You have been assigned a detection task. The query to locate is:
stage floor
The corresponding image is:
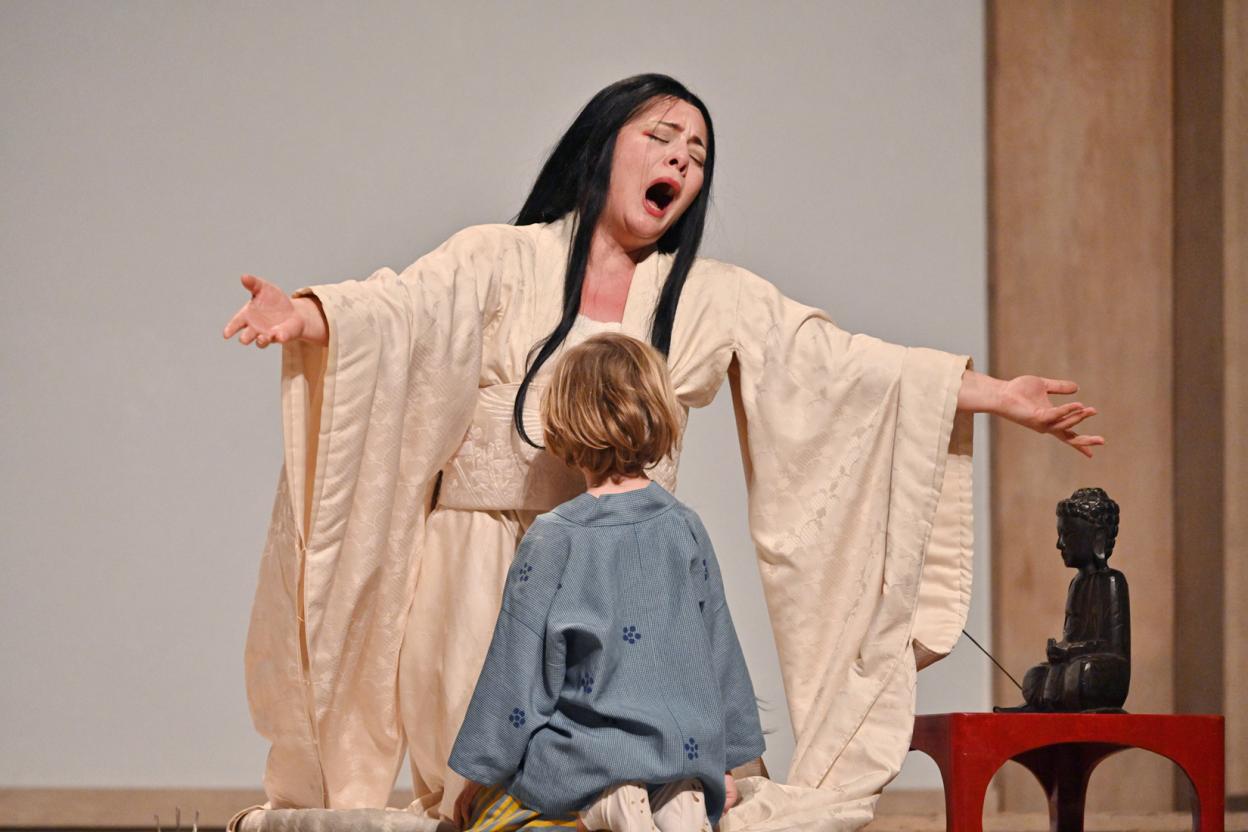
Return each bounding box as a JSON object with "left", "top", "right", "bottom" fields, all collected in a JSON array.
[{"left": 864, "top": 812, "right": 1248, "bottom": 832}]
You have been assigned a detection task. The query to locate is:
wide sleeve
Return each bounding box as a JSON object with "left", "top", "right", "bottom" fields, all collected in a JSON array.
[
  {"left": 707, "top": 601, "right": 767, "bottom": 770},
  {"left": 448, "top": 521, "right": 571, "bottom": 786},
  {"left": 683, "top": 510, "right": 767, "bottom": 771},
  {"left": 283, "top": 224, "right": 509, "bottom": 547},
  {"left": 726, "top": 266, "right": 973, "bottom": 794},
  {"left": 243, "top": 224, "right": 512, "bottom": 808}
]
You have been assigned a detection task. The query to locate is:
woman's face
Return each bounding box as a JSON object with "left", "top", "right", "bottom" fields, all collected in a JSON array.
[{"left": 601, "top": 97, "right": 708, "bottom": 253}]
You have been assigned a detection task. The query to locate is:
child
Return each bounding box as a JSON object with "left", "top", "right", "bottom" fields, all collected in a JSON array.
[{"left": 448, "top": 333, "right": 765, "bottom": 832}]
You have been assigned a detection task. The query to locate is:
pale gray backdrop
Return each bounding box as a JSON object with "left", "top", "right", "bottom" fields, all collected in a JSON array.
[{"left": 0, "top": 1, "right": 988, "bottom": 792}]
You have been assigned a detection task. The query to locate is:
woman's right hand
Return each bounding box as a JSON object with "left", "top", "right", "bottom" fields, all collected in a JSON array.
[
  {"left": 453, "top": 780, "right": 485, "bottom": 830},
  {"left": 223, "top": 274, "right": 307, "bottom": 348}
]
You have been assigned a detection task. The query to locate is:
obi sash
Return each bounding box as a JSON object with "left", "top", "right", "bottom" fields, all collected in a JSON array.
[{"left": 437, "top": 381, "right": 682, "bottom": 512}]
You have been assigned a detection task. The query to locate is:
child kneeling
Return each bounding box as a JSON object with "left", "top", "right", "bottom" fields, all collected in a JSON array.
[{"left": 448, "top": 333, "right": 765, "bottom": 832}]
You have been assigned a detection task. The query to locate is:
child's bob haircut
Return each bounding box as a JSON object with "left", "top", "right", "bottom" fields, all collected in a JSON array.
[{"left": 541, "top": 333, "right": 683, "bottom": 484}]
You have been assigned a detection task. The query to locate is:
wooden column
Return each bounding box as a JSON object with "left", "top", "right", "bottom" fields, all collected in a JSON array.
[
  {"left": 988, "top": 1, "right": 1174, "bottom": 812},
  {"left": 1222, "top": 0, "right": 1248, "bottom": 808},
  {"left": 1172, "top": 0, "right": 1225, "bottom": 809},
  {"left": 990, "top": 0, "right": 1248, "bottom": 811}
]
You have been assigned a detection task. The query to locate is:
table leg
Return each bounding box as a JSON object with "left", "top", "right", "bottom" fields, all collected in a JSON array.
[
  {"left": 1165, "top": 739, "right": 1226, "bottom": 832},
  {"left": 1012, "top": 744, "right": 1122, "bottom": 832}
]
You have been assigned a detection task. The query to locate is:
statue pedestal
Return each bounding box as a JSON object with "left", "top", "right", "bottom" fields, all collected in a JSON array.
[{"left": 908, "top": 712, "right": 1225, "bottom": 832}]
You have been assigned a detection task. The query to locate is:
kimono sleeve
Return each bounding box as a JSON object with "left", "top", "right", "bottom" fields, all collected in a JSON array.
[
  {"left": 727, "top": 266, "right": 973, "bottom": 789},
  {"left": 284, "top": 223, "right": 509, "bottom": 533},
  {"left": 244, "top": 224, "right": 513, "bottom": 807},
  {"left": 447, "top": 520, "right": 571, "bottom": 786},
  {"left": 682, "top": 509, "right": 767, "bottom": 770},
  {"left": 706, "top": 600, "right": 767, "bottom": 770}
]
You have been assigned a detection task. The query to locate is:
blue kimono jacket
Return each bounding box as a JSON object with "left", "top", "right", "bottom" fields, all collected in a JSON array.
[{"left": 447, "top": 481, "right": 765, "bottom": 825}]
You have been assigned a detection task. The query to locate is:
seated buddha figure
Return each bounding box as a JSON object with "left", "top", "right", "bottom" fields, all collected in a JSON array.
[{"left": 1005, "top": 487, "right": 1130, "bottom": 713}]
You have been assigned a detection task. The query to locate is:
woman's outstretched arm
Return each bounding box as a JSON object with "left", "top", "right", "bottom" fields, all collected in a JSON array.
[
  {"left": 222, "top": 274, "right": 329, "bottom": 347},
  {"left": 957, "top": 368, "right": 1105, "bottom": 458}
]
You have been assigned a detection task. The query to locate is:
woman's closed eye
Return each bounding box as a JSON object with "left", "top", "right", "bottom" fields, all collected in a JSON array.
[{"left": 648, "top": 132, "right": 705, "bottom": 166}]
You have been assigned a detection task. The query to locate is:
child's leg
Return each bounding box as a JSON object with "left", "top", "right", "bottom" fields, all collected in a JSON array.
[
  {"left": 648, "top": 779, "right": 712, "bottom": 832},
  {"left": 579, "top": 782, "right": 658, "bottom": 832}
]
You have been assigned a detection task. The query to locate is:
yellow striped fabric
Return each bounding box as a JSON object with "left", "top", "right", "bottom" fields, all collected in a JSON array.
[{"left": 465, "top": 784, "right": 580, "bottom": 831}]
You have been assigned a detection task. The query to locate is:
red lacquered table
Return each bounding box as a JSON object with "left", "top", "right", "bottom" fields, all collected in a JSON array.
[{"left": 908, "top": 713, "right": 1225, "bottom": 832}]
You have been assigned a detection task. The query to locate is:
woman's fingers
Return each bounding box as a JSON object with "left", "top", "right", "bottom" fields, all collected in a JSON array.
[
  {"left": 1004, "top": 375, "right": 1103, "bottom": 457},
  {"left": 1050, "top": 412, "right": 1084, "bottom": 433},
  {"left": 271, "top": 317, "right": 301, "bottom": 343},
  {"left": 453, "top": 782, "right": 478, "bottom": 829},
  {"left": 1051, "top": 406, "right": 1097, "bottom": 433},
  {"left": 453, "top": 790, "right": 472, "bottom": 829},
  {"left": 1058, "top": 430, "right": 1093, "bottom": 458},
  {"left": 225, "top": 275, "right": 263, "bottom": 340},
  {"left": 1057, "top": 430, "right": 1105, "bottom": 458},
  {"left": 1044, "top": 377, "right": 1079, "bottom": 395},
  {"left": 223, "top": 309, "right": 248, "bottom": 340},
  {"left": 232, "top": 321, "right": 290, "bottom": 348},
  {"left": 1039, "top": 401, "right": 1083, "bottom": 423},
  {"left": 1031, "top": 401, "right": 1082, "bottom": 430}
]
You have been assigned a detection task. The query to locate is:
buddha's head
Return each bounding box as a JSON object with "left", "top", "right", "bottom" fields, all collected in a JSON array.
[{"left": 1056, "top": 487, "right": 1119, "bottom": 569}]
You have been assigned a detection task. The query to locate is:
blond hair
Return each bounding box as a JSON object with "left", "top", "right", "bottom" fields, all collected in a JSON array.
[{"left": 541, "top": 333, "right": 683, "bottom": 484}]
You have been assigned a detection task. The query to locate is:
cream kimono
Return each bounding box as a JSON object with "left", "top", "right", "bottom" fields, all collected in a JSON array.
[{"left": 243, "top": 216, "right": 973, "bottom": 831}]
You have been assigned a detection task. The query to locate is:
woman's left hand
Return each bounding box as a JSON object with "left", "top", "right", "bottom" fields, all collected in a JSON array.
[
  {"left": 996, "top": 375, "right": 1105, "bottom": 458},
  {"left": 724, "top": 773, "right": 740, "bottom": 813}
]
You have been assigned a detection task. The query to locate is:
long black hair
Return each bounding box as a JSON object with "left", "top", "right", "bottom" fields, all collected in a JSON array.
[{"left": 511, "top": 73, "right": 716, "bottom": 448}]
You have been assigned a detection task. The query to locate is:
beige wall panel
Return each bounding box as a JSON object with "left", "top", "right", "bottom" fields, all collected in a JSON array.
[
  {"left": 1224, "top": 0, "right": 1248, "bottom": 800},
  {"left": 989, "top": 1, "right": 1174, "bottom": 811}
]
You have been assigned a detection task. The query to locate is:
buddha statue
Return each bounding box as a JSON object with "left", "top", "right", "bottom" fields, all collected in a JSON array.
[{"left": 997, "top": 487, "right": 1130, "bottom": 713}]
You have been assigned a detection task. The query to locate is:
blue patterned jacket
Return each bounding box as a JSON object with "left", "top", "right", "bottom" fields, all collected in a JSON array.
[{"left": 447, "top": 481, "right": 765, "bottom": 825}]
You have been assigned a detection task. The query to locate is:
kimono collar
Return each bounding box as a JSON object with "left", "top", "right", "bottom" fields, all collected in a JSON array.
[
  {"left": 552, "top": 480, "right": 677, "bottom": 527},
  {"left": 544, "top": 213, "right": 673, "bottom": 337}
]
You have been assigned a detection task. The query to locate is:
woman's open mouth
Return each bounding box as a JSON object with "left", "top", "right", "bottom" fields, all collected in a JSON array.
[{"left": 643, "top": 178, "right": 681, "bottom": 217}]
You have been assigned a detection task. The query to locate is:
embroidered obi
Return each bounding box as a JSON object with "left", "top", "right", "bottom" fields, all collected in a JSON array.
[{"left": 436, "top": 316, "right": 683, "bottom": 512}]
